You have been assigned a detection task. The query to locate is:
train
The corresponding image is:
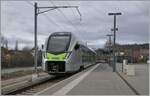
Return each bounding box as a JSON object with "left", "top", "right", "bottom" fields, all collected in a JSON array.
[{"left": 42, "top": 32, "right": 96, "bottom": 75}]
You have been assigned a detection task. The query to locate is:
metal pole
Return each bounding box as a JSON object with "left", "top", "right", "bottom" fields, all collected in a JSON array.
[
  {"left": 34, "top": 2, "right": 38, "bottom": 74},
  {"left": 113, "top": 15, "right": 116, "bottom": 72},
  {"left": 109, "top": 35, "right": 112, "bottom": 66},
  {"left": 122, "top": 59, "right": 123, "bottom": 72},
  {"left": 108, "top": 12, "right": 121, "bottom": 72}
]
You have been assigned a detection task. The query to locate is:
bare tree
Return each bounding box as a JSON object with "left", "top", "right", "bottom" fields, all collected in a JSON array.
[{"left": 1, "top": 35, "right": 8, "bottom": 49}]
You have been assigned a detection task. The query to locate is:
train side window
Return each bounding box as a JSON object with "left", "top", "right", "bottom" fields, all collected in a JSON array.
[{"left": 74, "top": 44, "right": 80, "bottom": 50}]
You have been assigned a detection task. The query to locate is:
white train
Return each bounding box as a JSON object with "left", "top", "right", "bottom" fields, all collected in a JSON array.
[{"left": 42, "top": 32, "right": 96, "bottom": 75}]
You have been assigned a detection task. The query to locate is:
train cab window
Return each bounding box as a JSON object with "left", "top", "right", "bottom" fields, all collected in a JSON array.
[{"left": 47, "top": 35, "right": 70, "bottom": 53}]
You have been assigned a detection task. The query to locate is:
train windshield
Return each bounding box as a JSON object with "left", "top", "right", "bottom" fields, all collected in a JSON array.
[{"left": 47, "top": 35, "right": 70, "bottom": 53}]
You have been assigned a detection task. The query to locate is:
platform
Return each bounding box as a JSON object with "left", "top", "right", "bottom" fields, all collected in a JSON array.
[
  {"left": 36, "top": 63, "right": 136, "bottom": 95},
  {"left": 116, "top": 63, "right": 149, "bottom": 95}
]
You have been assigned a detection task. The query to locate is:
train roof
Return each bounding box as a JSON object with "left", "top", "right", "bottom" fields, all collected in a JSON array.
[
  {"left": 88, "top": 47, "right": 97, "bottom": 54},
  {"left": 80, "top": 44, "right": 96, "bottom": 54},
  {"left": 50, "top": 32, "right": 72, "bottom": 36},
  {"left": 77, "top": 40, "right": 96, "bottom": 54},
  {"left": 47, "top": 32, "right": 96, "bottom": 54}
]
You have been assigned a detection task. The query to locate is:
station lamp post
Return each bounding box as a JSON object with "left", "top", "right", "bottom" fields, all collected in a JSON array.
[{"left": 108, "top": 12, "right": 122, "bottom": 72}]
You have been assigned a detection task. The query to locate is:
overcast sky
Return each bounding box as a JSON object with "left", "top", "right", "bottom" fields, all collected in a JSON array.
[{"left": 1, "top": 1, "right": 150, "bottom": 50}]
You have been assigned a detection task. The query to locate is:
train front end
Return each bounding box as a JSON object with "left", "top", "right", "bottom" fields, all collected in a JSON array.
[{"left": 42, "top": 32, "right": 71, "bottom": 75}]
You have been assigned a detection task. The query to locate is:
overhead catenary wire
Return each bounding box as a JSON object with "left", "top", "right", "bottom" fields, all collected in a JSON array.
[
  {"left": 63, "top": 1, "right": 105, "bottom": 42},
  {"left": 25, "top": 1, "right": 34, "bottom": 6},
  {"left": 57, "top": 8, "right": 80, "bottom": 32},
  {"left": 24, "top": 1, "right": 66, "bottom": 31},
  {"left": 42, "top": 14, "right": 65, "bottom": 31},
  {"left": 64, "top": 1, "right": 90, "bottom": 34},
  {"left": 49, "top": 0, "right": 81, "bottom": 32},
  {"left": 65, "top": 1, "right": 82, "bottom": 21},
  {"left": 65, "top": 1, "right": 77, "bottom": 18},
  {"left": 25, "top": 1, "right": 82, "bottom": 32}
]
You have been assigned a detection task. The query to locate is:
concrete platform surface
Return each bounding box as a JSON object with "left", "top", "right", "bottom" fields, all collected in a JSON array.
[
  {"left": 116, "top": 63, "right": 149, "bottom": 95},
  {"left": 37, "top": 63, "right": 135, "bottom": 95}
]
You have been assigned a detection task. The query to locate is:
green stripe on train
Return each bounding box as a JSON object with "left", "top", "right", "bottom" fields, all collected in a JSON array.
[{"left": 46, "top": 53, "right": 67, "bottom": 61}]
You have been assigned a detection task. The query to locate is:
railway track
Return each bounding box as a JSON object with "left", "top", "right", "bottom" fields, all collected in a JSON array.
[
  {"left": 5, "top": 64, "right": 95, "bottom": 95},
  {"left": 7, "top": 75, "right": 71, "bottom": 95}
]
